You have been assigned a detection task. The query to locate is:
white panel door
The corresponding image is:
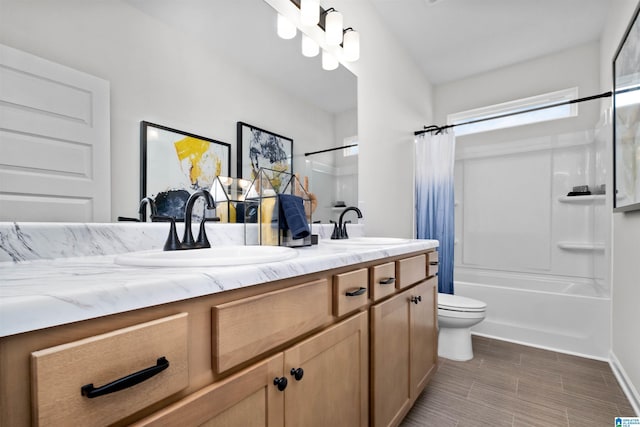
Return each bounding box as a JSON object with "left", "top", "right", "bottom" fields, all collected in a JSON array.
[{"left": 0, "top": 43, "right": 110, "bottom": 222}]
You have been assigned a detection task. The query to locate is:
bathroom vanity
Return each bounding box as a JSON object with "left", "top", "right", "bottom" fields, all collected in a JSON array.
[{"left": 0, "top": 223, "right": 438, "bottom": 427}]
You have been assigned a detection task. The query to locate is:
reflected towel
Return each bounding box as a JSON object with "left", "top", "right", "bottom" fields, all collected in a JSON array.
[{"left": 278, "top": 194, "right": 310, "bottom": 239}]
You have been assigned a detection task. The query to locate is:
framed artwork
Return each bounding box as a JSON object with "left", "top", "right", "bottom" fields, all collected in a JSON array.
[
  {"left": 141, "top": 121, "right": 230, "bottom": 220},
  {"left": 237, "top": 122, "right": 293, "bottom": 184},
  {"left": 613, "top": 2, "right": 640, "bottom": 212}
]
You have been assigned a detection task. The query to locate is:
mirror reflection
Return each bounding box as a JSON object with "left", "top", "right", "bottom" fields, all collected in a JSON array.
[
  {"left": 128, "top": 0, "right": 359, "bottom": 224},
  {"left": 0, "top": 0, "right": 357, "bottom": 223}
]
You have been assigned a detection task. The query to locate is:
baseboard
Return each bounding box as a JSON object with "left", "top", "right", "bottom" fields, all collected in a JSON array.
[
  {"left": 471, "top": 332, "right": 609, "bottom": 362},
  {"left": 609, "top": 351, "right": 640, "bottom": 416}
]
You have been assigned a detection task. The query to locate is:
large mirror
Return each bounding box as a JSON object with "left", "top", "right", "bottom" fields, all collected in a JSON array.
[
  {"left": 0, "top": 0, "right": 357, "bottom": 223},
  {"left": 128, "top": 0, "right": 358, "bottom": 223},
  {"left": 613, "top": 2, "right": 640, "bottom": 212}
]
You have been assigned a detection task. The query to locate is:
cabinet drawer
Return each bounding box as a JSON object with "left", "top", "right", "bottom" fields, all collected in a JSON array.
[
  {"left": 370, "top": 262, "right": 396, "bottom": 302},
  {"left": 213, "top": 279, "right": 332, "bottom": 372},
  {"left": 426, "top": 251, "right": 439, "bottom": 277},
  {"left": 334, "top": 268, "right": 369, "bottom": 317},
  {"left": 31, "top": 313, "right": 189, "bottom": 427},
  {"left": 396, "top": 254, "right": 427, "bottom": 289},
  {"left": 132, "top": 354, "right": 284, "bottom": 427}
]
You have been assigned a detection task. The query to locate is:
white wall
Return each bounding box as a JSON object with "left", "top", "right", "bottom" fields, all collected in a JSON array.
[
  {"left": 600, "top": 0, "right": 640, "bottom": 413},
  {"left": 0, "top": 0, "right": 336, "bottom": 221},
  {"left": 336, "top": 1, "right": 434, "bottom": 238}
]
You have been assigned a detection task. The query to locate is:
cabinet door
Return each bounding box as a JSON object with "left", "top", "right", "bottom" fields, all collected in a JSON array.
[
  {"left": 371, "top": 291, "right": 411, "bottom": 427},
  {"left": 409, "top": 277, "right": 437, "bottom": 399},
  {"left": 132, "top": 354, "right": 284, "bottom": 427},
  {"left": 283, "top": 311, "right": 368, "bottom": 427}
]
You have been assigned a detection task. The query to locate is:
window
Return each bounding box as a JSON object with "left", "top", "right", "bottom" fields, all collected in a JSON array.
[
  {"left": 343, "top": 135, "right": 358, "bottom": 157},
  {"left": 448, "top": 87, "right": 579, "bottom": 136}
]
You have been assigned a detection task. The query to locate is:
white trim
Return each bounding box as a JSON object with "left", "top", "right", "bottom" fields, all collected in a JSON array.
[
  {"left": 472, "top": 332, "right": 610, "bottom": 361},
  {"left": 449, "top": 87, "right": 579, "bottom": 136},
  {"left": 610, "top": 351, "right": 640, "bottom": 416}
]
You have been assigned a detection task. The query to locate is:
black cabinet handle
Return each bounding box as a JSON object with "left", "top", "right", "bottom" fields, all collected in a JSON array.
[
  {"left": 345, "top": 287, "right": 367, "bottom": 297},
  {"left": 273, "top": 376, "right": 288, "bottom": 391},
  {"left": 81, "top": 357, "right": 169, "bottom": 398},
  {"left": 290, "top": 367, "right": 304, "bottom": 381},
  {"left": 379, "top": 277, "right": 395, "bottom": 285},
  {"left": 410, "top": 295, "right": 422, "bottom": 304}
]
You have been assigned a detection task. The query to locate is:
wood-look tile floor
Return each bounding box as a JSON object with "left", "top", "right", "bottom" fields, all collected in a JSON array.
[{"left": 401, "top": 336, "right": 636, "bottom": 427}]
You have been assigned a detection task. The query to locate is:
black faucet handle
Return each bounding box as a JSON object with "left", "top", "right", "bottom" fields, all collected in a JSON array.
[
  {"left": 330, "top": 221, "right": 341, "bottom": 239},
  {"left": 161, "top": 217, "right": 182, "bottom": 251},
  {"left": 195, "top": 217, "right": 211, "bottom": 248},
  {"left": 117, "top": 216, "right": 140, "bottom": 222}
]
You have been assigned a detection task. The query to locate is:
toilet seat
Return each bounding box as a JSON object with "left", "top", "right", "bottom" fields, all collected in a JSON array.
[{"left": 438, "top": 293, "right": 486, "bottom": 313}]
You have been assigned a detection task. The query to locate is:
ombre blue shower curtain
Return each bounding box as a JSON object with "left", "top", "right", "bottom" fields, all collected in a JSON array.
[{"left": 415, "top": 130, "right": 455, "bottom": 294}]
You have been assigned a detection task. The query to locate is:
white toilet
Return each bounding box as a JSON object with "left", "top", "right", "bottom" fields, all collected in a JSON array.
[{"left": 437, "top": 293, "right": 487, "bottom": 361}]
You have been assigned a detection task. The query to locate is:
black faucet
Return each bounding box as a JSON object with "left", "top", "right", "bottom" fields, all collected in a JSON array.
[
  {"left": 160, "top": 189, "right": 215, "bottom": 251},
  {"left": 182, "top": 189, "right": 216, "bottom": 249},
  {"left": 138, "top": 197, "right": 157, "bottom": 222},
  {"left": 331, "top": 206, "right": 362, "bottom": 239}
]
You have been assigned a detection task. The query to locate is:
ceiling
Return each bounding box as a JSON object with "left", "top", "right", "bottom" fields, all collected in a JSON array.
[{"left": 370, "top": 0, "right": 613, "bottom": 84}]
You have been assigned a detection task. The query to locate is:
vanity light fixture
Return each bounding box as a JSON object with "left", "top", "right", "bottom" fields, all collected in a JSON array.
[
  {"left": 324, "top": 8, "right": 343, "bottom": 46},
  {"left": 277, "top": 13, "right": 297, "bottom": 39},
  {"left": 275, "top": 0, "right": 360, "bottom": 69},
  {"left": 322, "top": 50, "right": 339, "bottom": 70},
  {"left": 300, "top": 0, "right": 320, "bottom": 26},
  {"left": 343, "top": 28, "right": 360, "bottom": 61},
  {"left": 302, "top": 33, "right": 320, "bottom": 57}
]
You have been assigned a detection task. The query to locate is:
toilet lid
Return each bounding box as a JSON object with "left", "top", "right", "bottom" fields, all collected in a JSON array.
[{"left": 438, "top": 293, "right": 486, "bottom": 312}]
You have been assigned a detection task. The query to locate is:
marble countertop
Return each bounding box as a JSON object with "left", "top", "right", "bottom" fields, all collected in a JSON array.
[{"left": 0, "top": 226, "right": 438, "bottom": 337}]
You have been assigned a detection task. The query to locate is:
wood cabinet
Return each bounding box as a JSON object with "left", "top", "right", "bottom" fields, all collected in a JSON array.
[
  {"left": 134, "top": 312, "right": 368, "bottom": 427},
  {"left": 284, "top": 311, "right": 368, "bottom": 427},
  {"left": 0, "top": 248, "right": 437, "bottom": 427},
  {"left": 213, "top": 279, "right": 332, "bottom": 372},
  {"left": 131, "top": 354, "right": 284, "bottom": 427},
  {"left": 371, "top": 277, "right": 438, "bottom": 427},
  {"left": 31, "top": 313, "right": 189, "bottom": 427}
]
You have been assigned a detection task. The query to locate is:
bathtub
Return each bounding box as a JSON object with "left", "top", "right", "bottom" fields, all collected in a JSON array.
[{"left": 454, "top": 268, "right": 611, "bottom": 360}]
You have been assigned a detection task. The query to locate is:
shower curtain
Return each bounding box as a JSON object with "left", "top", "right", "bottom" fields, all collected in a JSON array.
[{"left": 415, "top": 130, "right": 456, "bottom": 294}]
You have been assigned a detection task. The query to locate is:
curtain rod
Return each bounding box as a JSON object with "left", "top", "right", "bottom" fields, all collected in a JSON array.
[
  {"left": 414, "top": 90, "right": 613, "bottom": 136},
  {"left": 304, "top": 144, "right": 358, "bottom": 157}
]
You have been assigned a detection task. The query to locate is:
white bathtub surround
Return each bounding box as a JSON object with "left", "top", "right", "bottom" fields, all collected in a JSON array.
[
  {"left": 0, "top": 222, "right": 427, "bottom": 337},
  {"left": 455, "top": 268, "right": 610, "bottom": 359},
  {"left": 453, "top": 128, "right": 611, "bottom": 360}
]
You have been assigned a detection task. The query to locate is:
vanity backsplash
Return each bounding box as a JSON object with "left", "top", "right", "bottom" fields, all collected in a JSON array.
[{"left": 0, "top": 222, "right": 363, "bottom": 262}]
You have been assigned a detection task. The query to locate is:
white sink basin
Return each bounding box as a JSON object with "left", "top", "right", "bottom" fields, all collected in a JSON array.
[
  {"left": 322, "top": 237, "right": 411, "bottom": 246},
  {"left": 114, "top": 245, "right": 298, "bottom": 267}
]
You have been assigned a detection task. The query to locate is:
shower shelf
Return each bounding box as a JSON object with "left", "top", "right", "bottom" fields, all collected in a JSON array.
[
  {"left": 557, "top": 241, "right": 605, "bottom": 251},
  {"left": 558, "top": 195, "right": 606, "bottom": 203}
]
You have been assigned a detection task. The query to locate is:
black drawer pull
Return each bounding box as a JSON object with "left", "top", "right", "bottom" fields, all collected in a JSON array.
[
  {"left": 345, "top": 287, "right": 367, "bottom": 297},
  {"left": 81, "top": 357, "right": 169, "bottom": 398},
  {"left": 379, "top": 277, "right": 395, "bottom": 285}
]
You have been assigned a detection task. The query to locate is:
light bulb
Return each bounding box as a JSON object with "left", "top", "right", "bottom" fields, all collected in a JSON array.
[
  {"left": 343, "top": 29, "right": 360, "bottom": 61},
  {"left": 301, "top": 0, "right": 319, "bottom": 26},
  {"left": 302, "top": 34, "right": 319, "bottom": 57},
  {"left": 277, "top": 14, "right": 296, "bottom": 39},
  {"left": 325, "top": 10, "right": 343, "bottom": 46},
  {"left": 322, "top": 50, "right": 338, "bottom": 70}
]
